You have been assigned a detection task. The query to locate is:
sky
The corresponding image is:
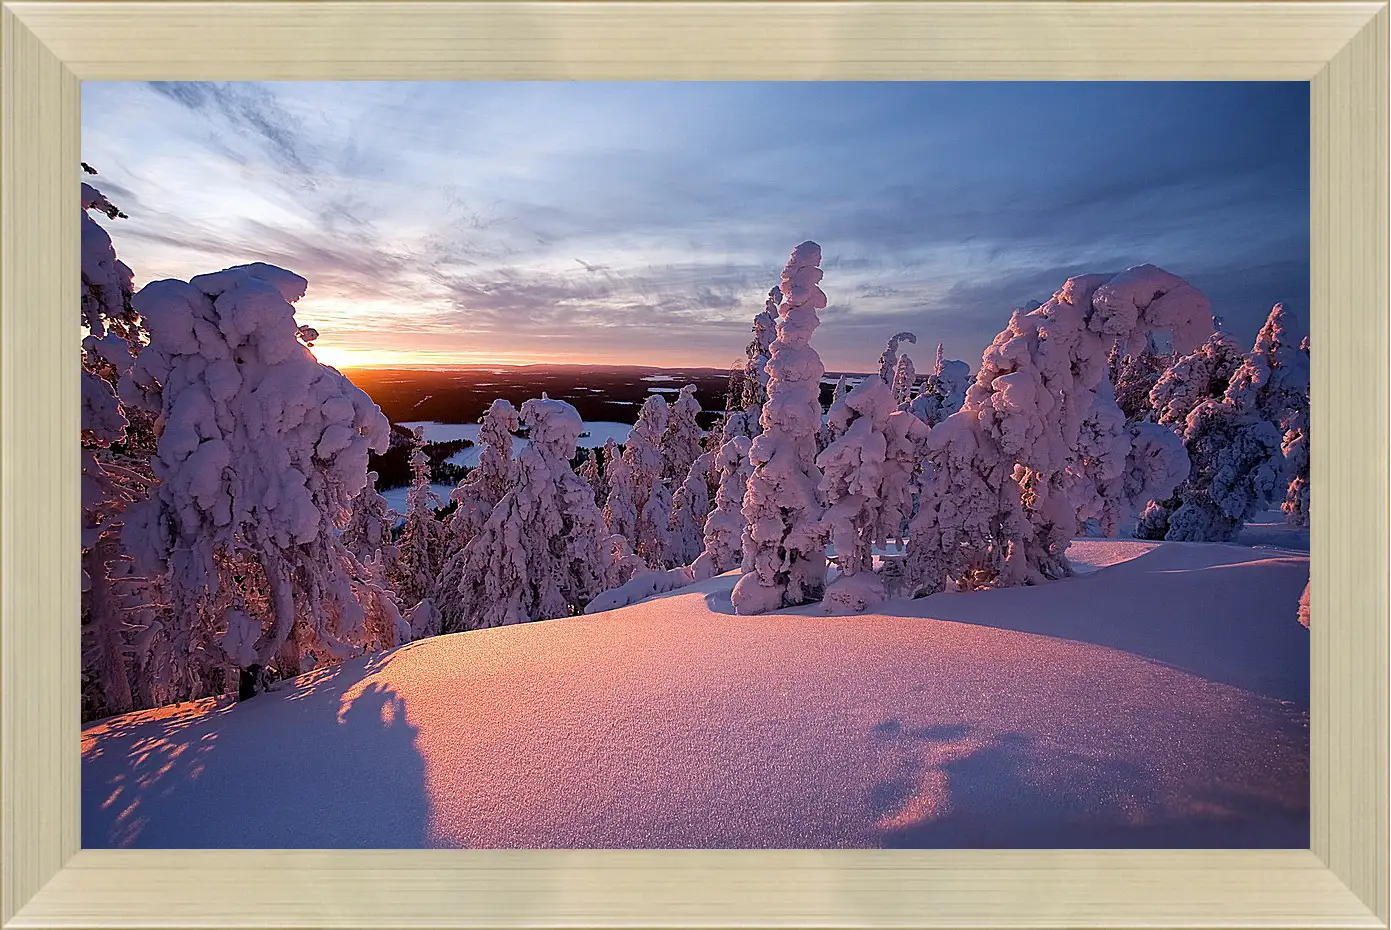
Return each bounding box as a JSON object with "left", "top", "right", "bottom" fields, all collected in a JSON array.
[{"left": 81, "top": 81, "right": 1309, "bottom": 372}]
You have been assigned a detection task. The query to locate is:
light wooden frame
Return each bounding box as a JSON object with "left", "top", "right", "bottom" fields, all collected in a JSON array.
[{"left": 2, "top": 1, "right": 1386, "bottom": 926}]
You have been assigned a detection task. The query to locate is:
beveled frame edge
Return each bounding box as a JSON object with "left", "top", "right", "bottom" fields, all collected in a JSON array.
[{"left": 1, "top": 2, "right": 1386, "bottom": 927}]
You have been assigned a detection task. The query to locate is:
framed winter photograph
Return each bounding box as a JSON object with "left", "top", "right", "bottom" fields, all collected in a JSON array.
[{"left": 2, "top": 1, "right": 1387, "bottom": 928}]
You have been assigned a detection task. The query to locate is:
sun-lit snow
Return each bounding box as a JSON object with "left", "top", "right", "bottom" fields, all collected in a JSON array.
[{"left": 82, "top": 537, "right": 1308, "bottom": 849}]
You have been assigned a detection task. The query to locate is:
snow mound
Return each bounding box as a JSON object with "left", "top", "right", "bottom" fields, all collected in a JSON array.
[{"left": 83, "top": 540, "right": 1307, "bottom": 849}]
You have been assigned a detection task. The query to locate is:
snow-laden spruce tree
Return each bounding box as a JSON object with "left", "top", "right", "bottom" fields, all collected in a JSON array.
[
  {"left": 668, "top": 451, "right": 713, "bottom": 567},
  {"left": 1108, "top": 339, "right": 1172, "bottom": 423},
  {"left": 452, "top": 395, "right": 607, "bottom": 627},
  {"left": 1138, "top": 305, "right": 1308, "bottom": 542},
  {"left": 691, "top": 434, "right": 754, "bottom": 579},
  {"left": 387, "top": 430, "right": 446, "bottom": 609},
  {"left": 731, "top": 241, "right": 829, "bottom": 614},
  {"left": 1226, "top": 303, "right": 1310, "bottom": 428},
  {"left": 816, "top": 375, "right": 897, "bottom": 614},
  {"left": 435, "top": 399, "right": 518, "bottom": 631},
  {"left": 878, "top": 331, "right": 917, "bottom": 384},
  {"left": 579, "top": 443, "right": 605, "bottom": 503},
  {"left": 908, "top": 344, "right": 971, "bottom": 426},
  {"left": 80, "top": 175, "right": 150, "bottom": 716},
  {"left": 121, "top": 263, "right": 393, "bottom": 679},
  {"left": 342, "top": 471, "right": 396, "bottom": 564},
  {"left": 1148, "top": 330, "right": 1245, "bottom": 426},
  {"left": 622, "top": 393, "right": 671, "bottom": 560},
  {"left": 1135, "top": 400, "right": 1284, "bottom": 541},
  {"left": 637, "top": 475, "right": 674, "bottom": 568},
  {"left": 907, "top": 265, "right": 1212, "bottom": 595},
  {"left": 661, "top": 384, "right": 705, "bottom": 483},
  {"left": 741, "top": 286, "right": 782, "bottom": 408},
  {"left": 1297, "top": 580, "right": 1310, "bottom": 629},
  {"left": 602, "top": 445, "right": 640, "bottom": 541},
  {"left": 891, "top": 354, "right": 917, "bottom": 409}
]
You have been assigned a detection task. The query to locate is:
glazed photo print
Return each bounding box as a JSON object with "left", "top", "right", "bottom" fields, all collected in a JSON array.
[{"left": 80, "top": 81, "right": 1310, "bottom": 848}]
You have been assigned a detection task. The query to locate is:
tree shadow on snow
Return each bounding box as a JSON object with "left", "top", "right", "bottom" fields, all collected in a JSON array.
[
  {"left": 82, "top": 652, "right": 430, "bottom": 848},
  {"left": 877, "top": 545, "right": 1311, "bottom": 705},
  {"left": 864, "top": 720, "right": 1308, "bottom": 849}
]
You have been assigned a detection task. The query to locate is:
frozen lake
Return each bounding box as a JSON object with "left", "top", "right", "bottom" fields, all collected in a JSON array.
[{"left": 399, "top": 419, "right": 632, "bottom": 468}]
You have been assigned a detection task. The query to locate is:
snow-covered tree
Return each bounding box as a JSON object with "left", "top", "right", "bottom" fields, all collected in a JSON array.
[
  {"left": 691, "top": 434, "right": 754, "bottom": 579},
  {"left": 637, "top": 475, "right": 674, "bottom": 568},
  {"left": 602, "top": 446, "right": 640, "bottom": 541},
  {"left": 1148, "top": 331, "right": 1245, "bottom": 427},
  {"left": 386, "top": 430, "right": 446, "bottom": 609},
  {"left": 661, "top": 384, "right": 705, "bottom": 483},
  {"left": 121, "top": 263, "right": 393, "bottom": 679},
  {"left": 1297, "top": 580, "right": 1310, "bottom": 629},
  {"left": 452, "top": 396, "right": 607, "bottom": 628},
  {"left": 816, "top": 376, "right": 896, "bottom": 613},
  {"left": 908, "top": 344, "right": 971, "bottom": 426},
  {"left": 907, "top": 265, "right": 1212, "bottom": 595},
  {"left": 579, "top": 443, "right": 605, "bottom": 503},
  {"left": 891, "top": 354, "right": 917, "bottom": 409},
  {"left": 342, "top": 471, "right": 396, "bottom": 564},
  {"left": 1139, "top": 306, "right": 1308, "bottom": 542},
  {"left": 877, "top": 331, "right": 916, "bottom": 385},
  {"left": 1135, "top": 400, "right": 1284, "bottom": 542},
  {"left": 1108, "top": 339, "right": 1172, "bottom": 423},
  {"left": 668, "top": 452, "right": 713, "bottom": 567},
  {"left": 741, "top": 286, "right": 781, "bottom": 408},
  {"left": 1226, "top": 304, "right": 1310, "bottom": 429},
  {"left": 731, "top": 241, "right": 829, "bottom": 615}
]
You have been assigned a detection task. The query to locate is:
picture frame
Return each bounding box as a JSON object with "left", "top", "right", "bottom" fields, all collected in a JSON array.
[{"left": 2, "top": 1, "right": 1386, "bottom": 926}]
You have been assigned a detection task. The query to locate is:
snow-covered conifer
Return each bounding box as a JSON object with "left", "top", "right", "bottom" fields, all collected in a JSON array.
[
  {"left": 891, "top": 354, "right": 917, "bottom": 408},
  {"left": 121, "top": 263, "right": 392, "bottom": 678},
  {"left": 908, "top": 265, "right": 1212, "bottom": 594},
  {"left": 1226, "top": 304, "right": 1310, "bottom": 428},
  {"left": 452, "top": 396, "right": 607, "bottom": 628},
  {"left": 1148, "top": 331, "right": 1245, "bottom": 426},
  {"left": 386, "top": 430, "right": 446, "bottom": 609},
  {"left": 1297, "top": 580, "right": 1310, "bottom": 629},
  {"left": 342, "top": 471, "right": 395, "bottom": 564},
  {"left": 877, "top": 331, "right": 916, "bottom": 384},
  {"left": 1109, "top": 340, "right": 1172, "bottom": 423},
  {"left": 602, "top": 447, "right": 640, "bottom": 541},
  {"left": 661, "top": 384, "right": 705, "bottom": 483},
  {"left": 1136, "top": 400, "right": 1284, "bottom": 542},
  {"left": 668, "top": 452, "right": 713, "bottom": 567},
  {"left": 691, "top": 435, "right": 754, "bottom": 579},
  {"left": 731, "top": 241, "right": 829, "bottom": 614},
  {"left": 741, "top": 286, "right": 781, "bottom": 408},
  {"left": 816, "top": 376, "right": 896, "bottom": 613}
]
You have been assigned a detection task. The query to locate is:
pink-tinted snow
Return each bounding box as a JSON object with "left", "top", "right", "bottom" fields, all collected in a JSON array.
[{"left": 82, "top": 540, "right": 1307, "bottom": 849}]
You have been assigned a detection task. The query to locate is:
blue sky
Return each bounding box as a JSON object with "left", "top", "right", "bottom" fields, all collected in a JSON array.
[{"left": 81, "top": 81, "right": 1309, "bottom": 371}]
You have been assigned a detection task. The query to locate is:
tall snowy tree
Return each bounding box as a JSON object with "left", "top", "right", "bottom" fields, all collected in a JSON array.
[
  {"left": 661, "top": 384, "right": 705, "bottom": 484},
  {"left": 907, "top": 265, "right": 1211, "bottom": 595},
  {"left": 731, "top": 241, "right": 829, "bottom": 615},
  {"left": 877, "top": 331, "right": 917, "bottom": 385},
  {"left": 816, "top": 376, "right": 897, "bottom": 613},
  {"left": 121, "top": 263, "right": 394, "bottom": 680},
  {"left": 624, "top": 394, "right": 671, "bottom": 562},
  {"left": 890, "top": 353, "right": 917, "bottom": 409},
  {"left": 602, "top": 446, "right": 640, "bottom": 542},
  {"left": 341, "top": 471, "right": 396, "bottom": 564},
  {"left": 741, "top": 286, "right": 781, "bottom": 409},
  {"left": 691, "top": 434, "right": 754, "bottom": 579},
  {"left": 451, "top": 395, "right": 608, "bottom": 627},
  {"left": 668, "top": 452, "right": 713, "bottom": 567},
  {"left": 386, "top": 430, "right": 446, "bottom": 609}
]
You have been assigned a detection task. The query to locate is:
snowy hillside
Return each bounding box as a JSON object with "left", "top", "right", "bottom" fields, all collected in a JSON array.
[{"left": 83, "top": 538, "right": 1308, "bottom": 849}]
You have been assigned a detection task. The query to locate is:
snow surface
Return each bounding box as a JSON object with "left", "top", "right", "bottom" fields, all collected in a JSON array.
[
  {"left": 399, "top": 420, "right": 631, "bottom": 468},
  {"left": 84, "top": 539, "right": 1308, "bottom": 849}
]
